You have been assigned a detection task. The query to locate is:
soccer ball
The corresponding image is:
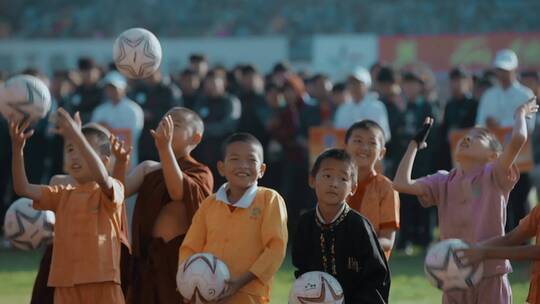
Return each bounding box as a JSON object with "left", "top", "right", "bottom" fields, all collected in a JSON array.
[
  {"left": 0, "top": 75, "right": 51, "bottom": 123},
  {"left": 176, "top": 253, "right": 230, "bottom": 303},
  {"left": 3, "top": 197, "right": 55, "bottom": 250},
  {"left": 424, "top": 239, "right": 483, "bottom": 291},
  {"left": 112, "top": 27, "right": 162, "bottom": 79},
  {"left": 289, "top": 271, "right": 344, "bottom": 304}
]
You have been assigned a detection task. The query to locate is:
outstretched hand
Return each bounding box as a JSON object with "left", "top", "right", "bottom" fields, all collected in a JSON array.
[
  {"left": 8, "top": 118, "right": 34, "bottom": 151},
  {"left": 514, "top": 96, "right": 538, "bottom": 120},
  {"left": 53, "top": 108, "right": 82, "bottom": 139},
  {"left": 150, "top": 114, "right": 174, "bottom": 151},
  {"left": 111, "top": 135, "right": 132, "bottom": 163},
  {"left": 412, "top": 116, "right": 434, "bottom": 150}
]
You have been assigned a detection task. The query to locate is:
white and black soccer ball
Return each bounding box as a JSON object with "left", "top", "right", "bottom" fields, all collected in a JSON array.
[
  {"left": 112, "top": 27, "right": 162, "bottom": 79},
  {"left": 176, "top": 253, "right": 230, "bottom": 303},
  {"left": 0, "top": 75, "right": 51, "bottom": 123},
  {"left": 3, "top": 197, "right": 55, "bottom": 250},
  {"left": 289, "top": 271, "right": 344, "bottom": 304},
  {"left": 424, "top": 238, "right": 483, "bottom": 291}
]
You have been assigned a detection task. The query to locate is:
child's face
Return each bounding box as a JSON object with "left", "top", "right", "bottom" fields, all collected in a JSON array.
[
  {"left": 63, "top": 137, "right": 109, "bottom": 183},
  {"left": 345, "top": 129, "right": 385, "bottom": 169},
  {"left": 310, "top": 159, "right": 356, "bottom": 207},
  {"left": 218, "top": 142, "right": 266, "bottom": 190},
  {"left": 455, "top": 129, "right": 497, "bottom": 162}
]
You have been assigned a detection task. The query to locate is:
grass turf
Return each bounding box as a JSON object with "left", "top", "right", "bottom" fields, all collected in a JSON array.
[{"left": 0, "top": 248, "right": 532, "bottom": 304}]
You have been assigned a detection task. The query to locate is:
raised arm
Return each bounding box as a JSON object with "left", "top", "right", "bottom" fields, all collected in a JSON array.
[
  {"left": 56, "top": 108, "right": 114, "bottom": 198},
  {"left": 111, "top": 135, "right": 132, "bottom": 184},
  {"left": 495, "top": 97, "right": 538, "bottom": 173},
  {"left": 151, "top": 115, "right": 185, "bottom": 201},
  {"left": 393, "top": 117, "right": 434, "bottom": 196},
  {"left": 10, "top": 119, "right": 43, "bottom": 200}
]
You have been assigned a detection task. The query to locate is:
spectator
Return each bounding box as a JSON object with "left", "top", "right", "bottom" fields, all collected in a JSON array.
[
  {"left": 475, "top": 49, "right": 535, "bottom": 232},
  {"left": 261, "top": 82, "right": 285, "bottom": 190},
  {"left": 237, "top": 65, "right": 270, "bottom": 148},
  {"left": 376, "top": 65, "right": 405, "bottom": 176},
  {"left": 48, "top": 70, "right": 75, "bottom": 177},
  {"left": 68, "top": 57, "right": 103, "bottom": 123},
  {"left": 130, "top": 70, "right": 181, "bottom": 161},
  {"left": 270, "top": 61, "right": 291, "bottom": 87},
  {"left": 330, "top": 82, "right": 349, "bottom": 108},
  {"left": 193, "top": 71, "right": 242, "bottom": 188},
  {"left": 189, "top": 53, "right": 208, "bottom": 79},
  {"left": 334, "top": 66, "right": 391, "bottom": 141},
  {"left": 439, "top": 66, "right": 478, "bottom": 170},
  {"left": 177, "top": 68, "right": 201, "bottom": 110},
  {"left": 396, "top": 71, "right": 438, "bottom": 253},
  {"left": 473, "top": 74, "right": 496, "bottom": 101},
  {"left": 268, "top": 75, "right": 320, "bottom": 235},
  {"left": 311, "top": 74, "right": 334, "bottom": 125},
  {"left": 91, "top": 71, "right": 144, "bottom": 167}
]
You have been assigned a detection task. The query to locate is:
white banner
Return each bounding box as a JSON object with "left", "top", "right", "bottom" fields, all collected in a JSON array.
[{"left": 312, "top": 34, "right": 379, "bottom": 81}]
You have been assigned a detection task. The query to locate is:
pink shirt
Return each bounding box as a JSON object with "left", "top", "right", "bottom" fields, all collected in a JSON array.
[{"left": 417, "top": 162, "right": 519, "bottom": 277}]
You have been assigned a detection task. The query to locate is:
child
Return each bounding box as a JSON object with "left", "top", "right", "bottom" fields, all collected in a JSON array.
[
  {"left": 30, "top": 128, "right": 132, "bottom": 304},
  {"left": 179, "top": 133, "right": 288, "bottom": 304},
  {"left": 345, "top": 120, "right": 400, "bottom": 259},
  {"left": 125, "top": 107, "right": 213, "bottom": 304},
  {"left": 457, "top": 202, "right": 540, "bottom": 304},
  {"left": 292, "top": 148, "right": 390, "bottom": 303},
  {"left": 393, "top": 97, "right": 538, "bottom": 303},
  {"left": 11, "top": 108, "right": 126, "bottom": 304}
]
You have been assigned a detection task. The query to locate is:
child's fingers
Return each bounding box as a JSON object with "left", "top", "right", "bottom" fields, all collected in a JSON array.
[
  {"left": 74, "top": 111, "right": 82, "bottom": 127},
  {"left": 150, "top": 129, "right": 157, "bottom": 138},
  {"left": 22, "top": 129, "right": 34, "bottom": 139}
]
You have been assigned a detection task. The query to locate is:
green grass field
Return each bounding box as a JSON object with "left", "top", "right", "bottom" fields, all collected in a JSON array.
[{"left": 0, "top": 248, "right": 532, "bottom": 304}]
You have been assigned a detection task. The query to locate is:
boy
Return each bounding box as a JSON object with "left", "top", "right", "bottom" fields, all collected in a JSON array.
[
  {"left": 126, "top": 107, "right": 213, "bottom": 304},
  {"left": 393, "top": 97, "right": 538, "bottom": 303},
  {"left": 10, "top": 108, "right": 125, "bottom": 303},
  {"left": 345, "top": 120, "right": 400, "bottom": 259},
  {"left": 292, "top": 148, "right": 390, "bottom": 303},
  {"left": 30, "top": 128, "right": 132, "bottom": 304},
  {"left": 457, "top": 202, "right": 540, "bottom": 304},
  {"left": 179, "top": 133, "right": 288, "bottom": 304}
]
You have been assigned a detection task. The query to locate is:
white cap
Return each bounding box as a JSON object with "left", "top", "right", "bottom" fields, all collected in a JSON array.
[
  {"left": 101, "top": 71, "right": 127, "bottom": 90},
  {"left": 350, "top": 66, "right": 372, "bottom": 87},
  {"left": 493, "top": 49, "right": 518, "bottom": 71}
]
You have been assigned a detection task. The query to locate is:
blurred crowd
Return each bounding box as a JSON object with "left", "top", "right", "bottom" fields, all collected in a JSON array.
[{"left": 1, "top": 50, "right": 539, "bottom": 253}]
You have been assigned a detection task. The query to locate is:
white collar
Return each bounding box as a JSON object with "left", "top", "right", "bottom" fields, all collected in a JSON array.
[
  {"left": 216, "top": 182, "right": 258, "bottom": 209},
  {"left": 316, "top": 203, "right": 347, "bottom": 224}
]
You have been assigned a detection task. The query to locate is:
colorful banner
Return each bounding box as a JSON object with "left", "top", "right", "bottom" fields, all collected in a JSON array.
[
  {"left": 308, "top": 127, "right": 347, "bottom": 166},
  {"left": 379, "top": 32, "right": 540, "bottom": 72},
  {"left": 449, "top": 128, "right": 533, "bottom": 172}
]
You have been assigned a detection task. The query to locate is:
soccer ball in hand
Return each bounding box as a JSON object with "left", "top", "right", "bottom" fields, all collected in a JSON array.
[
  {"left": 176, "top": 253, "right": 230, "bottom": 303},
  {"left": 424, "top": 239, "right": 483, "bottom": 291},
  {"left": 289, "top": 271, "right": 344, "bottom": 304},
  {"left": 3, "top": 198, "right": 55, "bottom": 250},
  {"left": 112, "top": 27, "right": 162, "bottom": 79},
  {"left": 0, "top": 75, "right": 51, "bottom": 123}
]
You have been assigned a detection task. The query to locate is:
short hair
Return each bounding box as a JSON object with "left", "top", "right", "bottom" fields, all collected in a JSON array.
[
  {"left": 402, "top": 71, "right": 424, "bottom": 84},
  {"left": 449, "top": 66, "right": 471, "bottom": 80},
  {"left": 345, "top": 120, "right": 386, "bottom": 146},
  {"left": 241, "top": 64, "right": 258, "bottom": 76},
  {"left": 180, "top": 68, "right": 197, "bottom": 78},
  {"left": 332, "top": 82, "right": 346, "bottom": 93},
  {"left": 470, "top": 127, "right": 503, "bottom": 154},
  {"left": 189, "top": 53, "right": 207, "bottom": 63},
  {"left": 272, "top": 61, "right": 291, "bottom": 73},
  {"left": 78, "top": 57, "right": 96, "bottom": 71},
  {"left": 81, "top": 123, "right": 111, "bottom": 156},
  {"left": 165, "top": 107, "right": 204, "bottom": 136},
  {"left": 377, "top": 66, "right": 399, "bottom": 84},
  {"left": 221, "top": 132, "right": 264, "bottom": 161},
  {"left": 310, "top": 148, "right": 357, "bottom": 184}
]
